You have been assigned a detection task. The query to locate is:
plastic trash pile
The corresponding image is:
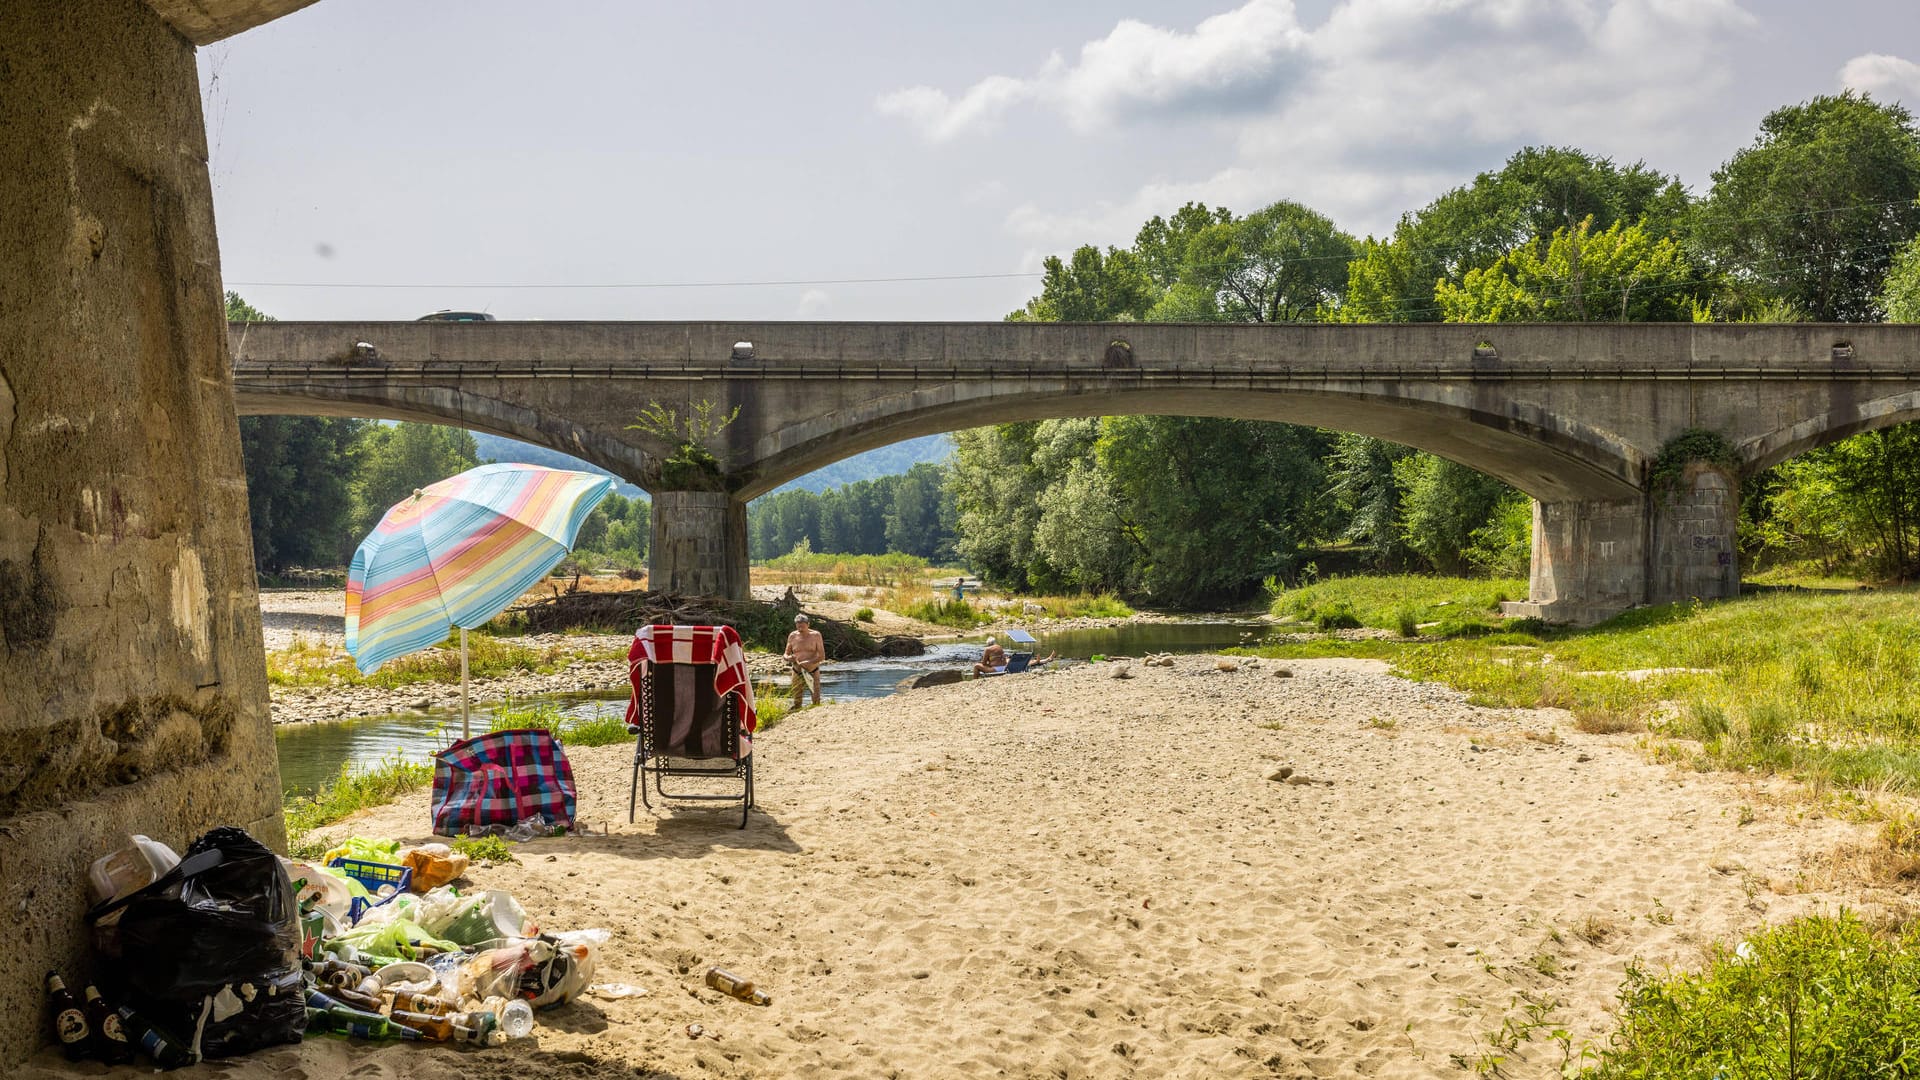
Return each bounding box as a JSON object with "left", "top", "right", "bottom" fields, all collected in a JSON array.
[{"left": 54, "top": 825, "right": 604, "bottom": 1069}]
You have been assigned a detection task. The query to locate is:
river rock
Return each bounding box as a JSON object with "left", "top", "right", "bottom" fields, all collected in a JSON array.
[
  {"left": 1215, "top": 660, "right": 1239, "bottom": 673},
  {"left": 1109, "top": 664, "right": 1133, "bottom": 680},
  {"left": 900, "top": 669, "right": 966, "bottom": 691}
]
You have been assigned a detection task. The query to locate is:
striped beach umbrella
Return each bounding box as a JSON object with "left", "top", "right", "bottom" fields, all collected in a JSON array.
[{"left": 345, "top": 463, "right": 614, "bottom": 736}]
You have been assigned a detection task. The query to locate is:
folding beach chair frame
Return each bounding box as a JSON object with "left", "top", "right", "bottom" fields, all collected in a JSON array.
[{"left": 629, "top": 663, "right": 755, "bottom": 828}]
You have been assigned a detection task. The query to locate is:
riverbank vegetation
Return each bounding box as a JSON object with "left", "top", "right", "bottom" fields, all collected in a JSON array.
[
  {"left": 1245, "top": 581, "right": 1920, "bottom": 797},
  {"left": 266, "top": 631, "right": 615, "bottom": 689}
]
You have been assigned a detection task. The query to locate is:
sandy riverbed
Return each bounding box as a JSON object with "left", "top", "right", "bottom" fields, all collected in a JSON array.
[{"left": 36, "top": 655, "right": 1904, "bottom": 1078}]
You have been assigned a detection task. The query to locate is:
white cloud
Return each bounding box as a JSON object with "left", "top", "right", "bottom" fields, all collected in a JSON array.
[
  {"left": 877, "top": 0, "right": 1310, "bottom": 142},
  {"left": 883, "top": 0, "right": 1761, "bottom": 243},
  {"left": 1840, "top": 53, "right": 1920, "bottom": 104}
]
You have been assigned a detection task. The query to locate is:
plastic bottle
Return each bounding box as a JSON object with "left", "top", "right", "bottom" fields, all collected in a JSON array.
[
  {"left": 496, "top": 998, "right": 535, "bottom": 1039},
  {"left": 45, "top": 973, "right": 90, "bottom": 1060},
  {"left": 704, "top": 966, "right": 772, "bottom": 1006},
  {"left": 82, "top": 985, "right": 132, "bottom": 1064}
]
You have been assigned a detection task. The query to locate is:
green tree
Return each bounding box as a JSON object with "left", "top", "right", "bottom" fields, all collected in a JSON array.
[
  {"left": 883, "top": 462, "right": 957, "bottom": 561},
  {"left": 1435, "top": 217, "right": 1700, "bottom": 322},
  {"left": 1693, "top": 92, "right": 1920, "bottom": 321},
  {"left": 1338, "top": 145, "right": 1689, "bottom": 322},
  {"left": 947, "top": 423, "right": 1067, "bottom": 591},
  {"left": 352, "top": 423, "right": 481, "bottom": 539},
  {"left": 1882, "top": 234, "right": 1920, "bottom": 321},
  {"left": 1393, "top": 454, "right": 1521, "bottom": 574},
  {"left": 1323, "top": 433, "right": 1415, "bottom": 567},
  {"left": 1133, "top": 202, "right": 1234, "bottom": 288},
  {"left": 1007, "top": 246, "right": 1156, "bottom": 322},
  {"left": 229, "top": 293, "right": 367, "bottom": 571},
  {"left": 1753, "top": 427, "right": 1920, "bottom": 577},
  {"left": 1097, "top": 416, "right": 1329, "bottom": 607},
  {"left": 1151, "top": 200, "right": 1357, "bottom": 322}
]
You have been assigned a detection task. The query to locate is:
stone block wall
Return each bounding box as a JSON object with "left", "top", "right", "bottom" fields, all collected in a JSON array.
[
  {"left": 0, "top": 0, "right": 284, "bottom": 1064},
  {"left": 1650, "top": 465, "right": 1741, "bottom": 606},
  {"left": 649, "top": 490, "right": 750, "bottom": 598}
]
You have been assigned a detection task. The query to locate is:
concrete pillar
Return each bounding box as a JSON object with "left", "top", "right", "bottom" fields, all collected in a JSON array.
[
  {"left": 0, "top": 0, "right": 283, "bottom": 1065},
  {"left": 1501, "top": 497, "right": 1648, "bottom": 625},
  {"left": 648, "top": 490, "right": 750, "bottom": 599},
  {"left": 1649, "top": 465, "right": 1740, "bottom": 606}
]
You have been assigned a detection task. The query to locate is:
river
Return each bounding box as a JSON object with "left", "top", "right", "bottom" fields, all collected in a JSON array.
[{"left": 276, "top": 620, "right": 1283, "bottom": 795}]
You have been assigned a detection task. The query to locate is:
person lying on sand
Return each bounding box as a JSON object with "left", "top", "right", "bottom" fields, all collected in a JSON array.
[
  {"left": 784, "top": 613, "right": 826, "bottom": 706},
  {"left": 973, "top": 637, "right": 1008, "bottom": 675}
]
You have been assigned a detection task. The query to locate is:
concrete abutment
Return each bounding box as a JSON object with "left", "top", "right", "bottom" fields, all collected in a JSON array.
[
  {"left": 1502, "top": 466, "right": 1740, "bottom": 624},
  {"left": 0, "top": 0, "right": 283, "bottom": 1065}
]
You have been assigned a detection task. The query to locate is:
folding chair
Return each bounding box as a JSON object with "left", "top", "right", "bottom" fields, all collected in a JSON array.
[
  {"left": 980, "top": 628, "right": 1038, "bottom": 677},
  {"left": 624, "top": 624, "right": 758, "bottom": 828}
]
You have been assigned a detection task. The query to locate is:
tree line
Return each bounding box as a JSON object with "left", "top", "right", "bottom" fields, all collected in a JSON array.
[{"left": 954, "top": 91, "right": 1920, "bottom": 605}]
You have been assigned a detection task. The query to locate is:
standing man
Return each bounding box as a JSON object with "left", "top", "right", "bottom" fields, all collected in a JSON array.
[{"left": 784, "top": 613, "right": 826, "bottom": 707}]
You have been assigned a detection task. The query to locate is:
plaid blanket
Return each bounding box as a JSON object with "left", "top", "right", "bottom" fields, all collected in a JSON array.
[
  {"left": 431, "top": 728, "right": 577, "bottom": 835},
  {"left": 625, "top": 624, "right": 758, "bottom": 755}
]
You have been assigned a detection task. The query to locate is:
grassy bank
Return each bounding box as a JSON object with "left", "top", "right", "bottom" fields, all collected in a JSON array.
[
  {"left": 1269, "top": 574, "right": 1527, "bottom": 635},
  {"left": 1248, "top": 581, "right": 1920, "bottom": 794}
]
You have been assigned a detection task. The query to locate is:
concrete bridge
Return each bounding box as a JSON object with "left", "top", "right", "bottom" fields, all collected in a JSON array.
[{"left": 230, "top": 320, "right": 1920, "bottom": 623}]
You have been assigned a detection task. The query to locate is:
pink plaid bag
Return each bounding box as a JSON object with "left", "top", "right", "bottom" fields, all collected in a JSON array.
[{"left": 431, "top": 728, "right": 577, "bottom": 835}]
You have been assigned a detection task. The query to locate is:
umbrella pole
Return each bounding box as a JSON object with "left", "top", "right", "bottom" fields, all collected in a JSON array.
[{"left": 460, "top": 627, "right": 471, "bottom": 740}]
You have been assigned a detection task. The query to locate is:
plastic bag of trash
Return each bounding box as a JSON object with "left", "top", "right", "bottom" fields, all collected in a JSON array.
[
  {"left": 321, "top": 836, "right": 401, "bottom": 867},
  {"left": 86, "top": 826, "right": 306, "bottom": 1060},
  {"left": 327, "top": 918, "right": 461, "bottom": 967},
  {"left": 400, "top": 843, "right": 469, "bottom": 892},
  {"left": 428, "top": 890, "right": 535, "bottom": 947},
  {"left": 527, "top": 929, "right": 608, "bottom": 1008},
  {"left": 456, "top": 940, "right": 544, "bottom": 1003}
]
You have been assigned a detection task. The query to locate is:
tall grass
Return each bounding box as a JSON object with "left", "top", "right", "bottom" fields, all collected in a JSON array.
[
  {"left": 879, "top": 584, "right": 992, "bottom": 628},
  {"left": 267, "top": 632, "right": 620, "bottom": 689},
  {"left": 283, "top": 753, "right": 434, "bottom": 857},
  {"left": 1269, "top": 574, "right": 1526, "bottom": 635},
  {"left": 755, "top": 551, "right": 940, "bottom": 587},
  {"left": 487, "top": 698, "right": 631, "bottom": 747}
]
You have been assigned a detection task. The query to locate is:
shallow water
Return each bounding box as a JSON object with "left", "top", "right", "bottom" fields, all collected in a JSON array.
[{"left": 276, "top": 620, "right": 1281, "bottom": 794}]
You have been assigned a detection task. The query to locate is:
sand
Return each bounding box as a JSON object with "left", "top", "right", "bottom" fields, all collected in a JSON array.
[{"left": 30, "top": 656, "right": 1903, "bottom": 1079}]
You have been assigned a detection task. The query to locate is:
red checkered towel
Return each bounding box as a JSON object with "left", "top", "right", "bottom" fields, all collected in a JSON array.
[{"left": 624, "top": 624, "right": 758, "bottom": 752}]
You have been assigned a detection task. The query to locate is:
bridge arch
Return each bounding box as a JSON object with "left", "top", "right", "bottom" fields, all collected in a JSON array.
[
  {"left": 737, "top": 382, "right": 1647, "bottom": 503},
  {"left": 233, "top": 383, "right": 669, "bottom": 484},
  {"left": 1740, "top": 386, "right": 1920, "bottom": 475}
]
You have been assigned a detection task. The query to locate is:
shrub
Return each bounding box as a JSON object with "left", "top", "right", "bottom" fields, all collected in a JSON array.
[
  {"left": 1314, "top": 602, "right": 1362, "bottom": 631},
  {"left": 1395, "top": 608, "right": 1420, "bottom": 638},
  {"left": 854, "top": 607, "right": 875, "bottom": 622},
  {"left": 1587, "top": 913, "right": 1920, "bottom": 1076}
]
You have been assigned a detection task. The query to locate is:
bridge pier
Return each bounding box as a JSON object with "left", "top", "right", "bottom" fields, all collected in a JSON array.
[
  {"left": 649, "top": 490, "right": 750, "bottom": 599},
  {"left": 1504, "top": 467, "right": 1739, "bottom": 624}
]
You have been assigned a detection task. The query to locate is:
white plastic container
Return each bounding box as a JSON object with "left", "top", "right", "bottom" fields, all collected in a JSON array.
[{"left": 88, "top": 836, "right": 180, "bottom": 906}]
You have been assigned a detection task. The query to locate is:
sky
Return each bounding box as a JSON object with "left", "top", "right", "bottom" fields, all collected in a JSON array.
[{"left": 200, "top": 0, "right": 1920, "bottom": 324}]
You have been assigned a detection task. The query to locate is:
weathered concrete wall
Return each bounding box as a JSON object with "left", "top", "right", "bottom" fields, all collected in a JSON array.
[
  {"left": 650, "top": 491, "right": 749, "bottom": 598},
  {"left": 1506, "top": 499, "right": 1649, "bottom": 625},
  {"left": 0, "top": 0, "right": 283, "bottom": 1065},
  {"left": 1651, "top": 465, "right": 1741, "bottom": 605}
]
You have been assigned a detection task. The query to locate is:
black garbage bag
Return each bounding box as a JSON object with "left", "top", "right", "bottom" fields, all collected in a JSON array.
[{"left": 86, "top": 826, "right": 306, "bottom": 1060}]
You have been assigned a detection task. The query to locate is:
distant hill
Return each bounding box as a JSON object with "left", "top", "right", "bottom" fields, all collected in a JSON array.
[
  {"left": 470, "top": 432, "right": 953, "bottom": 500},
  {"left": 770, "top": 434, "right": 952, "bottom": 493}
]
